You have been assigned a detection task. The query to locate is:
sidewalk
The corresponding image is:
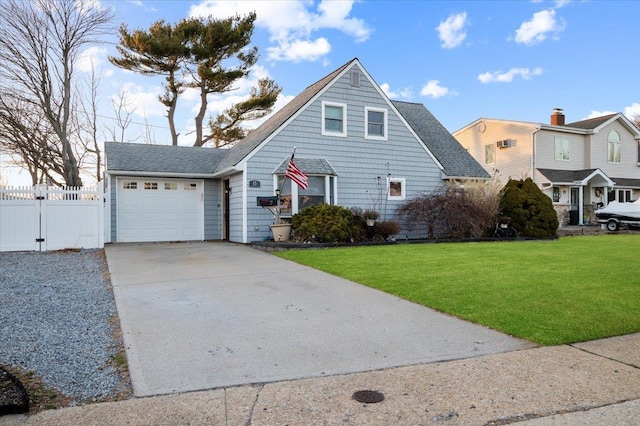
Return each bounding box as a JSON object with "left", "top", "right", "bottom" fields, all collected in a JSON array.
[{"left": 3, "top": 333, "right": 638, "bottom": 425}]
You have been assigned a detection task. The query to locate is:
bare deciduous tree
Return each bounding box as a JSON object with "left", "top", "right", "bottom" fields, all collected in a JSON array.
[{"left": 0, "top": 0, "right": 113, "bottom": 186}]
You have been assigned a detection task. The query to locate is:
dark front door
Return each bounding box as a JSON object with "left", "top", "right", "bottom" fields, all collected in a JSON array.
[{"left": 569, "top": 187, "right": 579, "bottom": 225}]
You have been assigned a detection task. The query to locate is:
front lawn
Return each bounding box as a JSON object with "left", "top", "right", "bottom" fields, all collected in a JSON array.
[{"left": 275, "top": 234, "right": 640, "bottom": 345}]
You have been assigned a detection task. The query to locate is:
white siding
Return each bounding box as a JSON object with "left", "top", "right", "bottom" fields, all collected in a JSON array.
[
  {"left": 455, "top": 120, "right": 537, "bottom": 187},
  {"left": 589, "top": 121, "right": 640, "bottom": 179}
]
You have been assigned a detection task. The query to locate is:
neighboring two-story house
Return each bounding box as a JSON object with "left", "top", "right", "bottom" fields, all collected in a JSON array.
[
  {"left": 453, "top": 109, "right": 640, "bottom": 226},
  {"left": 105, "top": 58, "right": 488, "bottom": 244}
]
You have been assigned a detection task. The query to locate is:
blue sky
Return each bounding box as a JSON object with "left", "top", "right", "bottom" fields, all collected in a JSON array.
[{"left": 2, "top": 0, "right": 639, "bottom": 184}]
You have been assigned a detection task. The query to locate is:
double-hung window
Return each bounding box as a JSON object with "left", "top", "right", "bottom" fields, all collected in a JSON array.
[
  {"left": 322, "top": 102, "right": 347, "bottom": 137},
  {"left": 608, "top": 131, "right": 621, "bottom": 163},
  {"left": 485, "top": 143, "right": 496, "bottom": 165},
  {"left": 365, "top": 107, "right": 387, "bottom": 140},
  {"left": 555, "top": 137, "right": 570, "bottom": 161},
  {"left": 276, "top": 175, "right": 336, "bottom": 216}
]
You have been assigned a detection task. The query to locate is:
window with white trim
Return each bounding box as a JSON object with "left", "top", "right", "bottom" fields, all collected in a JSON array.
[
  {"left": 388, "top": 178, "right": 405, "bottom": 201},
  {"left": 608, "top": 131, "right": 621, "bottom": 163},
  {"left": 276, "top": 174, "right": 335, "bottom": 216},
  {"left": 365, "top": 107, "right": 387, "bottom": 140},
  {"left": 322, "top": 102, "right": 347, "bottom": 137},
  {"left": 555, "top": 137, "right": 570, "bottom": 161},
  {"left": 485, "top": 143, "right": 495, "bottom": 164}
]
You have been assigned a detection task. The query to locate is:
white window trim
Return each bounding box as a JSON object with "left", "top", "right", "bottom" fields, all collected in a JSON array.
[
  {"left": 365, "top": 106, "right": 388, "bottom": 140},
  {"left": 554, "top": 137, "right": 570, "bottom": 161},
  {"left": 322, "top": 101, "right": 347, "bottom": 137},
  {"left": 485, "top": 143, "right": 496, "bottom": 165},
  {"left": 387, "top": 177, "right": 406, "bottom": 201},
  {"left": 273, "top": 174, "right": 336, "bottom": 215}
]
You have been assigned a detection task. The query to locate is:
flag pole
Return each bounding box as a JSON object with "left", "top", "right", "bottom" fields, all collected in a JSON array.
[{"left": 275, "top": 147, "right": 297, "bottom": 223}]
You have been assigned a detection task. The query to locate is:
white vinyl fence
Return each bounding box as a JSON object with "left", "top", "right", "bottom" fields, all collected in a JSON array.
[{"left": 0, "top": 184, "right": 104, "bottom": 252}]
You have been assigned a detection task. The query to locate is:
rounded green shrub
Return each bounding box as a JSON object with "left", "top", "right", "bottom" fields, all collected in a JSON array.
[
  {"left": 500, "top": 178, "right": 558, "bottom": 238},
  {"left": 291, "top": 204, "right": 356, "bottom": 243}
]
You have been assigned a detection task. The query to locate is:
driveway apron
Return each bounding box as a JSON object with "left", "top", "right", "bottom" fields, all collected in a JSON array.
[{"left": 105, "top": 242, "right": 533, "bottom": 397}]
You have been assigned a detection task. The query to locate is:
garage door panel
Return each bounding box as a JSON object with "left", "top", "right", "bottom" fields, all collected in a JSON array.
[{"left": 118, "top": 178, "right": 204, "bottom": 243}]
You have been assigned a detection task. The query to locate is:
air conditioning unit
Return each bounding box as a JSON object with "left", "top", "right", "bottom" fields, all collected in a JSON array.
[{"left": 497, "top": 139, "right": 511, "bottom": 149}]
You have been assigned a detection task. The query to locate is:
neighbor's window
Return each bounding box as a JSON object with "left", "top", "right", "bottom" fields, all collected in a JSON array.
[
  {"left": 123, "top": 181, "right": 137, "bottom": 190},
  {"left": 322, "top": 102, "right": 347, "bottom": 136},
  {"left": 608, "top": 131, "right": 621, "bottom": 163},
  {"left": 388, "top": 178, "right": 405, "bottom": 201},
  {"left": 553, "top": 187, "right": 560, "bottom": 202},
  {"left": 555, "top": 137, "right": 570, "bottom": 161},
  {"left": 365, "top": 107, "right": 387, "bottom": 140},
  {"left": 485, "top": 143, "right": 496, "bottom": 164},
  {"left": 144, "top": 182, "right": 158, "bottom": 190}
]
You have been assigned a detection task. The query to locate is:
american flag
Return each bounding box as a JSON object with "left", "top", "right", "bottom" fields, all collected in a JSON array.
[{"left": 285, "top": 154, "right": 308, "bottom": 189}]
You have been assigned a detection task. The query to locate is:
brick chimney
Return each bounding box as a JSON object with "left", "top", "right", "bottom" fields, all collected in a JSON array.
[{"left": 551, "top": 108, "right": 565, "bottom": 126}]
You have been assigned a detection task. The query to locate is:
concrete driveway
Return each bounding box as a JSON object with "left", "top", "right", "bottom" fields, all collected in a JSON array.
[{"left": 105, "top": 242, "right": 533, "bottom": 397}]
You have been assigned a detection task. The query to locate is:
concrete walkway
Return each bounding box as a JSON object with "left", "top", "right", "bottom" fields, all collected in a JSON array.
[
  {"left": 4, "top": 333, "right": 639, "bottom": 425},
  {"left": 102, "top": 242, "right": 533, "bottom": 397}
]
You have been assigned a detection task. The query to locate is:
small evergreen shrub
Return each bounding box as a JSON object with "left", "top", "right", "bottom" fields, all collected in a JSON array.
[
  {"left": 500, "top": 178, "right": 558, "bottom": 238},
  {"left": 292, "top": 204, "right": 356, "bottom": 243}
]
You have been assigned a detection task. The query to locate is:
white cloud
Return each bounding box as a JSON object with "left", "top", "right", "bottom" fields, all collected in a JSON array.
[
  {"left": 478, "top": 67, "right": 543, "bottom": 83},
  {"left": 436, "top": 12, "right": 468, "bottom": 49},
  {"left": 111, "top": 83, "right": 166, "bottom": 119},
  {"left": 380, "top": 83, "right": 412, "bottom": 100},
  {"left": 514, "top": 9, "right": 565, "bottom": 46},
  {"left": 189, "top": 0, "right": 372, "bottom": 62},
  {"left": 624, "top": 102, "right": 640, "bottom": 120},
  {"left": 267, "top": 38, "right": 331, "bottom": 63},
  {"left": 420, "top": 80, "right": 455, "bottom": 98},
  {"left": 76, "top": 46, "right": 108, "bottom": 73}
]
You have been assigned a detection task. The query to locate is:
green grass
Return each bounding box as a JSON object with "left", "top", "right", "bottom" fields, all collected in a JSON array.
[{"left": 275, "top": 234, "right": 640, "bottom": 345}]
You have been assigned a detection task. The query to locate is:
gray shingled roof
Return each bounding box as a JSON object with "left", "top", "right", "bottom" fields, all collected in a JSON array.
[
  {"left": 214, "top": 59, "right": 355, "bottom": 172},
  {"left": 273, "top": 158, "right": 337, "bottom": 175},
  {"left": 392, "top": 101, "right": 490, "bottom": 179},
  {"left": 105, "top": 142, "right": 225, "bottom": 175},
  {"left": 537, "top": 168, "right": 598, "bottom": 182},
  {"left": 612, "top": 178, "right": 640, "bottom": 188},
  {"left": 565, "top": 114, "right": 617, "bottom": 130}
]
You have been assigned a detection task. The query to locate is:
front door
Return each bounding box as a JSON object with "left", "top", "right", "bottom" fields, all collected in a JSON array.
[{"left": 569, "top": 187, "right": 580, "bottom": 225}]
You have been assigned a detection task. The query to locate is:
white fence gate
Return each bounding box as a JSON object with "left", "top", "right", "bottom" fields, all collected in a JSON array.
[{"left": 0, "top": 184, "right": 104, "bottom": 252}]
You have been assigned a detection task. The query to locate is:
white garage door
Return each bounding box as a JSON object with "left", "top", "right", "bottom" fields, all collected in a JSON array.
[{"left": 117, "top": 178, "right": 204, "bottom": 243}]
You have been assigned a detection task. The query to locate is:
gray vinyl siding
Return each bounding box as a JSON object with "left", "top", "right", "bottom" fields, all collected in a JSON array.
[
  {"left": 535, "top": 129, "right": 586, "bottom": 175},
  {"left": 228, "top": 173, "right": 244, "bottom": 243},
  {"left": 244, "top": 62, "right": 442, "bottom": 242},
  {"left": 589, "top": 121, "right": 640, "bottom": 178},
  {"left": 203, "top": 179, "right": 221, "bottom": 240}
]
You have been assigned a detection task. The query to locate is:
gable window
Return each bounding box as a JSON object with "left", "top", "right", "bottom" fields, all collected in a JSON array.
[
  {"left": 485, "top": 143, "right": 496, "bottom": 165},
  {"left": 322, "top": 102, "right": 347, "bottom": 137},
  {"left": 608, "top": 131, "right": 621, "bottom": 163},
  {"left": 365, "top": 107, "right": 387, "bottom": 140},
  {"left": 388, "top": 177, "right": 405, "bottom": 201},
  {"left": 555, "top": 137, "right": 570, "bottom": 161}
]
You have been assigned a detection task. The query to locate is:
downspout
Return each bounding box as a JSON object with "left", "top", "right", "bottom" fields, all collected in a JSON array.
[{"left": 531, "top": 125, "right": 541, "bottom": 182}]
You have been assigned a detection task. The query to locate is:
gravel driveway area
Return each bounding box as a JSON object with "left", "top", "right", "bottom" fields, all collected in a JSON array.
[{"left": 0, "top": 249, "right": 129, "bottom": 403}]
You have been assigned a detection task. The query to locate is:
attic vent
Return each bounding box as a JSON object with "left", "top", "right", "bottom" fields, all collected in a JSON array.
[{"left": 351, "top": 71, "right": 360, "bottom": 87}]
